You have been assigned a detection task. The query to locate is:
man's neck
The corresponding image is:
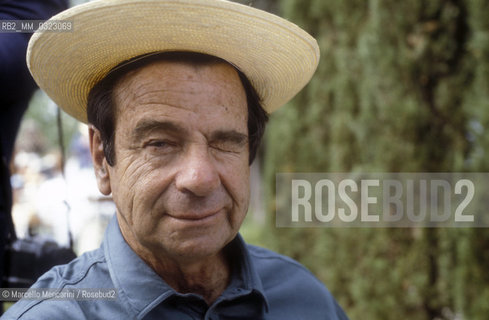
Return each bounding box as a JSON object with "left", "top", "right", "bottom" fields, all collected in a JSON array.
[
  {"left": 149, "top": 252, "right": 231, "bottom": 305},
  {"left": 119, "top": 223, "right": 231, "bottom": 305}
]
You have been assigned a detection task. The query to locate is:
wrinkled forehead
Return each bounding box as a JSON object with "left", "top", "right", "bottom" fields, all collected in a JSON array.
[
  {"left": 107, "top": 52, "right": 237, "bottom": 90},
  {"left": 116, "top": 57, "right": 239, "bottom": 94},
  {"left": 114, "top": 54, "right": 245, "bottom": 110},
  {"left": 109, "top": 55, "right": 248, "bottom": 131},
  {"left": 102, "top": 52, "right": 245, "bottom": 104}
]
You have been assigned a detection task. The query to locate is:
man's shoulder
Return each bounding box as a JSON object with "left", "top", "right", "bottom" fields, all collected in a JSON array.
[
  {"left": 247, "top": 244, "right": 310, "bottom": 268},
  {"left": 1, "top": 248, "right": 111, "bottom": 320},
  {"left": 34, "top": 247, "right": 108, "bottom": 288},
  {"left": 246, "top": 244, "right": 349, "bottom": 320},
  {"left": 246, "top": 244, "right": 327, "bottom": 293}
]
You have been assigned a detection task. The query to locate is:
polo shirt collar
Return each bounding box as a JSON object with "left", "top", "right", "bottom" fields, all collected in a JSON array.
[
  {"left": 103, "top": 215, "right": 269, "bottom": 318},
  {"left": 103, "top": 215, "right": 174, "bottom": 318}
]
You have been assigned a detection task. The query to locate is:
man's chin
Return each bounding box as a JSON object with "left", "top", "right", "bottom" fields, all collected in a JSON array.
[
  {"left": 152, "top": 229, "right": 235, "bottom": 261},
  {"left": 168, "top": 239, "right": 229, "bottom": 262}
]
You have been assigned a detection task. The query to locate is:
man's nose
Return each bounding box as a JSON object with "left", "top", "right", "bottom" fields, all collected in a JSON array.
[{"left": 175, "top": 146, "right": 220, "bottom": 197}]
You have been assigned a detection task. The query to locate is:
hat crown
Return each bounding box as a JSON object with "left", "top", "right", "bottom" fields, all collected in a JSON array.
[{"left": 27, "top": 0, "right": 320, "bottom": 122}]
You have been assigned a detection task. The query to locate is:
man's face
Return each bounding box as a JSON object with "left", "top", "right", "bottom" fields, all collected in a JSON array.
[{"left": 103, "top": 60, "right": 250, "bottom": 262}]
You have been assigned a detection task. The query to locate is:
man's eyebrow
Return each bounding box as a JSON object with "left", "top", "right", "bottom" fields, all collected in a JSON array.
[
  {"left": 131, "top": 119, "right": 248, "bottom": 145},
  {"left": 132, "top": 120, "right": 187, "bottom": 141},
  {"left": 210, "top": 130, "right": 248, "bottom": 145}
]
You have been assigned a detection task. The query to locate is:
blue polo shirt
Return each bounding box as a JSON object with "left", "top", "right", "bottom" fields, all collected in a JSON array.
[{"left": 2, "top": 216, "right": 348, "bottom": 319}]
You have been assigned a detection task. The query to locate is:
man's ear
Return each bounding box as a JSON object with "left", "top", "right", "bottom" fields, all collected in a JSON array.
[{"left": 89, "top": 125, "right": 112, "bottom": 195}]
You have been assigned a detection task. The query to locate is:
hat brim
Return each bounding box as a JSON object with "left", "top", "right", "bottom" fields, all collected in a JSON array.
[{"left": 27, "top": 0, "right": 319, "bottom": 123}]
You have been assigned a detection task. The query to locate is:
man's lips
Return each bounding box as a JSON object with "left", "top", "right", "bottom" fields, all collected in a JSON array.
[{"left": 166, "top": 209, "right": 222, "bottom": 221}]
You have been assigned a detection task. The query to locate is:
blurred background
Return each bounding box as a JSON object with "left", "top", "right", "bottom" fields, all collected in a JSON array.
[{"left": 6, "top": 0, "right": 489, "bottom": 319}]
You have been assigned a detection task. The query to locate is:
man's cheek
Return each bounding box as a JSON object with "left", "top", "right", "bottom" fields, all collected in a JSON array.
[
  {"left": 118, "top": 157, "right": 151, "bottom": 186},
  {"left": 109, "top": 163, "right": 144, "bottom": 215}
]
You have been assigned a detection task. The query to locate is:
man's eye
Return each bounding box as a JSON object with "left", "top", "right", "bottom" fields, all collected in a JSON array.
[
  {"left": 211, "top": 142, "right": 244, "bottom": 154},
  {"left": 148, "top": 141, "right": 168, "bottom": 148},
  {"left": 144, "top": 140, "right": 177, "bottom": 151}
]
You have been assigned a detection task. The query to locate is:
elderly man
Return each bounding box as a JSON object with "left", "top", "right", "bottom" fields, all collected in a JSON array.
[{"left": 2, "top": 0, "right": 348, "bottom": 319}]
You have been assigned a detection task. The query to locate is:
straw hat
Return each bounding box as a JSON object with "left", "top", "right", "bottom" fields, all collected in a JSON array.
[{"left": 27, "top": 0, "right": 320, "bottom": 123}]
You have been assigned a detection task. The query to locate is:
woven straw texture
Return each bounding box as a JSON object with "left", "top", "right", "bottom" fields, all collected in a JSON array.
[{"left": 27, "top": 0, "right": 319, "bottom": 122}]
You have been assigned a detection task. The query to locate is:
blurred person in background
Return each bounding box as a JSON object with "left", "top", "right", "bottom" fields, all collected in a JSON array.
[{"left": 0, "top": 0, "right": 69, "bottom": 314}]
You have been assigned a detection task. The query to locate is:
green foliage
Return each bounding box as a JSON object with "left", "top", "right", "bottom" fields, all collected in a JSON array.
[{"left": 261, "top": 0, "right": 489, "bottom": 319}]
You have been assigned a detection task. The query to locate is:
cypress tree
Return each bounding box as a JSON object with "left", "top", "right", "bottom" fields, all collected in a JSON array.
[{"left": 263, "top": 0, "right": 489, "bottom": 318}]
